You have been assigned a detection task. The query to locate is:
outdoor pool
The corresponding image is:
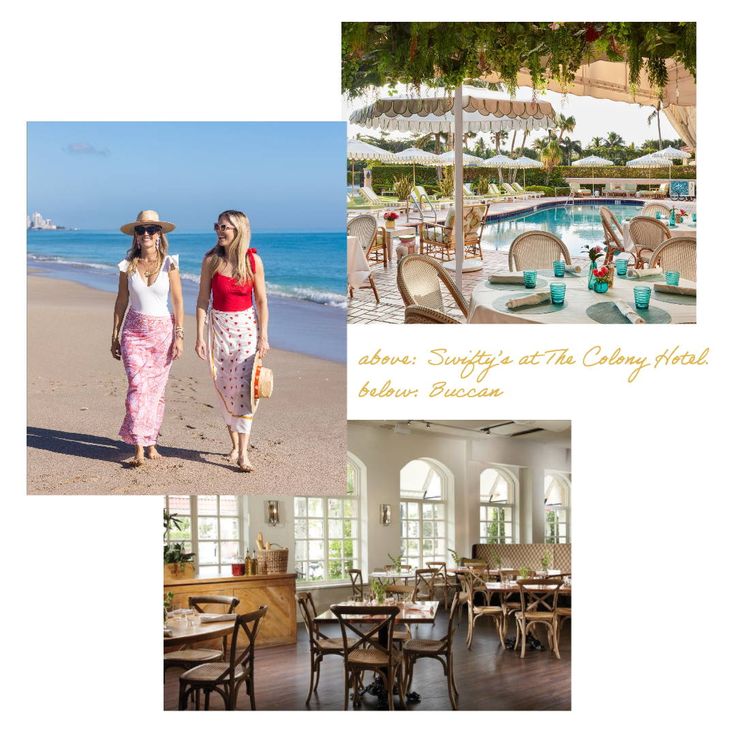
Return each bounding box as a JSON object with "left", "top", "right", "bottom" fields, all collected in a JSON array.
[{"left": 482, "top": 203, "right": 642, "bottom": 257}]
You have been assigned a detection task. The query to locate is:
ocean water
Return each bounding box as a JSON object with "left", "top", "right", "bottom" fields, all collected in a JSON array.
[
  {"left": 483, "top": 203, "right": 643, "bottom": 256},
  {"left": 28, "top": 230, "right": 346, "bottom": 362}
]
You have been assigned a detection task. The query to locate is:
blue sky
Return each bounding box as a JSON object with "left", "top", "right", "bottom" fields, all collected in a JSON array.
[{"left": 27, "top": 122, "right": 346, "bottom": 231}]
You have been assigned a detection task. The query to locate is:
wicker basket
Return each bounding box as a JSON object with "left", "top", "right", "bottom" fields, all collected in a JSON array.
[{"left": 257, "top": 548, "right": 289, "bottom": 574}]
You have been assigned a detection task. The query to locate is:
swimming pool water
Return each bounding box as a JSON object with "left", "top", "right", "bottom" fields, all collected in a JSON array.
[{"left": 483, "top": 203, "right": 642, "bottom": 257}]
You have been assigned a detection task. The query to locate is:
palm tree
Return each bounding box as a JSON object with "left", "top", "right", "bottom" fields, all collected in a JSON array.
[
  {"left": 604, "top": 131, "right": 625, "bottom": 149},
  {"left": 647, "top": 101, "right": 663, "bottom": 150},
  {"left": 590, "top": 136, "right": 605, "bottom": 148},
  {"left": 557, "top": 114, "right": 577, "bottom": 143},
  {"left": 560, "top": 138, "right": 583, "bottom": 166},
  {"left": 541, "top": 139, "right": 563, "bottom": 185}
]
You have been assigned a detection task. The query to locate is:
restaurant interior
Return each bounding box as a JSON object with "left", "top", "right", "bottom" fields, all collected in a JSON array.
[{"left": 163, "top": 419, "right": 572, "bottom": 710}]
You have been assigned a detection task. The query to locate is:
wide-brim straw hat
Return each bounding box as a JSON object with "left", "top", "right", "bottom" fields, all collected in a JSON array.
[
  {"left": 120, "top": 209, "right": 176, "bottom": 235},
  {"left": 250, "top": 355, "right": 273, "bottom": 409}
]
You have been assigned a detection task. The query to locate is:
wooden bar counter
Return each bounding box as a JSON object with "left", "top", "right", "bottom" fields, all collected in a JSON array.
[{"left": 164, "top": 572, "right": 297, "bottom": 648}]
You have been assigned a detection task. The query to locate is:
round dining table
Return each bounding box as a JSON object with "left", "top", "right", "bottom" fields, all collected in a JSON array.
[
  {"left": 163, "top": 617, "right": 235, "bottom": 647},
  {"left": 468, "top": 268, "right": 696, "bottom": 324}
]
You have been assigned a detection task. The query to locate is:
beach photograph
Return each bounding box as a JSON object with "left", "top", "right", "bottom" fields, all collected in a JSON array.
[{"left": 27, "top": 122, "right": 347, "bottom": 495}]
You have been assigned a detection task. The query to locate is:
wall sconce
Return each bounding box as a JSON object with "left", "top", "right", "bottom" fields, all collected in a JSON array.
[
  {"left": 267, "top": 500, "right": 280, "bottom": 526},
  {"left": 380, "top": 504, "right": 392, "bottom": 526}
]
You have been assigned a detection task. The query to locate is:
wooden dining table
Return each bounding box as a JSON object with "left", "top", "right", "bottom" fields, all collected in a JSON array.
[{"left": 163, "top": 614, "right": 236, "bottom": 647}]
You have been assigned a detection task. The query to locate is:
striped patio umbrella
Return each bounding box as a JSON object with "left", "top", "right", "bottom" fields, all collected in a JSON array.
[
  {"left": 394, "top": 147, "right": 442, "bottom": 184},
  {"left": 347, "top": 139, "right": 396, "bottom": 188},
  {"left": 652, "top": 146, "right": 692, "bottom": 189},
  {"left": 572, "top": 155, "right": 613, "bottom": 195},
  {"left": 508, "top": 155, "right": 543, "bottom": 188}
]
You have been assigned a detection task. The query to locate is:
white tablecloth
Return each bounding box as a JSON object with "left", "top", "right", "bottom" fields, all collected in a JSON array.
[
  {"left": 468, "top": 272, "right": 696, "bottom": 324},
  {"left": 347, "top": 235, "right": 371, "bottom": 289}
]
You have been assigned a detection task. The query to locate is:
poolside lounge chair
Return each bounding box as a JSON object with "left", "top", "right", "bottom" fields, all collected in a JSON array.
[
  {"left": 419, "top": 203, "right": 488, "bottom": 262},
  {"left": 397, "top": 254, "right": 469, "bottom": 324},
  {"left": 623, "top": 183, "right": 637, "bottom": 197},
  {"left": 641, "top": 203, "right": 672, "bottom": 219},
  {"left": 568, "top": 182, "right": 591, "bottom": 197},
  {"left": 508, "top": 230, "right": 572, "bottom": 271},
  {"left": 602, "top": 182, "right": 627, "bottom": 197},
  {"left": 499, "top": 182, "right": 529, "bottom": 200},
  {"left": 628, "top": 216, "right": 671, "bottom": 268},
  {"left": 512, "top": 182, "right": 542, "bottom": 199},
  {"left": 649, "top": 236, "right": 696, "bottom": 282},
  {"left": 488, "top": 183, "right": 513, "bottom": 201},
  {"left": 358, "top": 186, "right": 398, "bottom": 205},
  {"left": 462, "top": 183, "right": 488, "bottom": 201}
]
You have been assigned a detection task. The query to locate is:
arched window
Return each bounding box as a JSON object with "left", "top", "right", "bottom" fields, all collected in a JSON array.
[
  {"left": 479, "top": 467, "right": 516, "bottom": 544},
  {"left": 400, "top": 459, "right": 447, "bottom": 568},
  {"left": 293, "top": 460, "right": 361, "bottom": 583},
  {"left": 544, "top": 472, "right": 571, "bottom": 543}
]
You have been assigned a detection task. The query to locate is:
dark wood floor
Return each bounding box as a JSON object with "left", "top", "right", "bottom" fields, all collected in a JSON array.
[{"left": 165, "top": 605, "right": 571, "bottom": 711}]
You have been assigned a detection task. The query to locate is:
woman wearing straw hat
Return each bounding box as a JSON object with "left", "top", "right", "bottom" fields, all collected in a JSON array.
[
  {"left": 111, "top": 210, "right": 184, "bottom": 466},
  {"left": 195, "top": 210, "right": 270, "bottom": 472}
]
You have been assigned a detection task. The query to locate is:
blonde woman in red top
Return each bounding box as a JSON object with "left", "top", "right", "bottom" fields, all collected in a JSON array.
[{"left": 195, "top": 210, "right": 269, "bottom": 472}]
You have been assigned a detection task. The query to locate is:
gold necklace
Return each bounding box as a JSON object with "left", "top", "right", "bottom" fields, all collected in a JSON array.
[{"left": 140, "top": 255, "right": 160, "bottom": 278}]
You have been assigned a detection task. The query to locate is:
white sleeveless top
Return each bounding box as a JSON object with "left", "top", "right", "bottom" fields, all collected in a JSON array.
[{"left": 118, "top": 254, "right": 179, "bottom": 317}]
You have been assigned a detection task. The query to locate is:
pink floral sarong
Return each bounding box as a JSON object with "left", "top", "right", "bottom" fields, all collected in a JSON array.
[
  {"left": 119, "top": 309, "right": 175, "bottom": 446},
  {"left": 208, "top": 307, "right": 258, "bottom": 434}
]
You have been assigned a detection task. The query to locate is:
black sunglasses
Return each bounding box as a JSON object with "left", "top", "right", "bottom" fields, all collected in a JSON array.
[{"left": 134, "top": 225, "right": 162, "bottom": 236}]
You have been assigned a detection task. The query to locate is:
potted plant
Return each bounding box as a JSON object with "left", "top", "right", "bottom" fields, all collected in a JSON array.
[
  {"left": 448, "top": 548, "right": 460, "bottom": 566},
  {"left": 518, "top": 565, "right": 532, "bottom": 579},
  {"left": 383, "top": 211, "right": 399, "bottom": 230},
  {"left": 493, "top": 554, "right": 502, "bottom": 570},
  {"left": 164, "top": 591, "right": 175, "bottom": 623},
  {"left": 387, "top": 552, "right": 403, "bottom": 573},
  {"left": 164, "top": 510, "right": 195, "bottom": 581},
  {"left": 541, "top": 553, "right": 552, "bottom": 574},
  {"left": 371, "top": 578, "right": 387, "bottom": 604}
]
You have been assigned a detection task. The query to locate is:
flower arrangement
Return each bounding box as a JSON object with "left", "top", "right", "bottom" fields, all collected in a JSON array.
[
  {"left": 383, "top": 211, "right": 399, "bottom": 222},
  {"left": 583, "top": 244, "right": 604, "bottom": 262},
  {"left": 592, "top": 265, "right": 609, "bottom": 284},
  {"left": 371, "top": 578, "right": 387, "bottom": 604}
]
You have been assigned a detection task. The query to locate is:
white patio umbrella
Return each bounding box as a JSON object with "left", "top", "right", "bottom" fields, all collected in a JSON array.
[
  {"left": 572, "top": 154, "right": 613, "bottom": 196},
  {"left": 626, "top": 154, "right": 664, "bottom": 195},
  {"left": 347, "top": 139, "right": 396, "bottom": 188},
  {"left": 508, "top": 155, "right": 543, "bottom": 188},
  {"left": 350, "top": 90, "right": 557, "bottom": 286},
  {"left": 484, "top": 153, "right": 515, "bottom": 185},
  {"left": 652, "top": 146, "right": 692, "bottom": 191},
  {"left": 393, "top": 147, "right": 441, "bottom": 184},
  {"left": 436, "top": 151, "right": 484, "bottom": 166}
]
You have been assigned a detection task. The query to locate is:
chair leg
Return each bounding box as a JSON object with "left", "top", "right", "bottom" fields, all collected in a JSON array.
[
  {"left": 178, "top": 682, "right": 189, "bottom": 711},
  {"left": 249, "top": 673, "right": 256, "bottom": 710},
  {"left": 447, "top": 655, "right": 458, "bottom": 710},
  {"left": 204, "top": 690, "right": 210, "bottom": 710},
  {"left": 520, "top": 622, "right": 527, "bottom": 659},
  {"left": 305, "top": 654, "right": 316, "bottom": 705},
  {"left": 369, "top": 275, "right": 380, "bottom": 303},
  {"left": 386, "top": 669, "right": 395, "bottom": 711},
  {"left": 343, "top": 668, "right": 350, "bottom": 710},
  {"left": 314, "top": 657, "right": 322, "bottom": 692},
  {"left": 396, "top": 664, "right": 406, "bottom": 709},
  {"left": 551, "top": 621, "right": 560, "bottom": 659}
]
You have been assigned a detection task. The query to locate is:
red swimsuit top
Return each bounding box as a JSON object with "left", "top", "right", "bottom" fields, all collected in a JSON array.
[{"left": 211, "top": 249, "right": 257, "bottom": 312}]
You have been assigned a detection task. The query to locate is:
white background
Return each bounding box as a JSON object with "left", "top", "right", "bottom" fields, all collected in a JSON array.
[{"left": 4, "top": 1, "right": 734, "bottom": 732}]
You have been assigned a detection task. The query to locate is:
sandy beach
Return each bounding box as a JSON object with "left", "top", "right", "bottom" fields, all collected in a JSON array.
[{"left": 27, "top": 276, "right": 346, "bottom": 495}]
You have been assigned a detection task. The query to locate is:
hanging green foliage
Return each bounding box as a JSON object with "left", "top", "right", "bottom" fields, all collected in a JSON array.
[{"left": 342, "top": 22, "right": 696, "bottom": 99}]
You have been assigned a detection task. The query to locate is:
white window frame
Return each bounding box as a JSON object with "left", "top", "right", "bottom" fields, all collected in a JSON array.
[
  {"left": 479, "top": 466, "right": 517, "bottom": 544},
  {"left": 400, "top": 459, "right": 447, "bottom": 568},
  {"left": 164, "top": 495, "right": 245, "bottom": 577},
  {"left": 544, "top": 472, "right": 571, "bottom": 544}
]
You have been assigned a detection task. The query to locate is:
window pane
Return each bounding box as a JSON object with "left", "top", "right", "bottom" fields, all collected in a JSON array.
[
  {"left": 308, "top": 519, "right": 324, "bottom": 538},
  {"left": 328, "top": 499, "right": 342, "bottom": 518},
  {"left": 220, "top": 518, "right": 239, "bottom": 540},
  {"left": 407, "top": 521, "right": 419, "bottom": 538},
  {"left": 198, "top": 517, "right": 217, "bottom": 540},
  {"left": 219, "top": 496, "right": 238, "bottom": 516},
  {"left": 198, "top": 496, "right": 218, "bottom": 515},
  {"left": 294, "top": 497, "right": 307, "bottom": 518},
  {"left": 294, "top": 519, "right": 307, "bottom": 539},
  {"left": 343, "top": 499, "right": 356, "bottom": 518},
  {"left": 328, "top": 519, "right": 344, "bottom": 538},
  {"left": 307, "top": 498, "right": 324, "bottom": 516},
  {"left": 308, "top": 540, "right": 324, "bottom": 559},
  {"left": 169, "top": 516, "right": 191, "bottom": 541},
  {"left": 220, "top": 541, "right": 240, "bottom": 562},
  {"left": 407, "top": 503, "right": 420, "bottom": 520},
  {"left": 168, "top": 496, "right": 191, "bottom": 515},
  {"left": 295, "top": 540, "right": 307, "bottom": 561},
  {"left": 199, "top": 541, "right": 218, "bottom": 565}
]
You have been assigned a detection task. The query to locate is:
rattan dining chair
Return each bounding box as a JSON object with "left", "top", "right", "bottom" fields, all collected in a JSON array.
[
  {"left": 402, "top": 593, "right": 463, "bottom": 710},
  {"left": 641, "top": 202, "right": 672, "bottom": 219},
  {"left": 600, "top": 206, "right": 625, "bottom": 254},
  {"left": 331, "top": 604, "right": 406, "bottom": 710},
  {"left": 628, "top": 215, "right": 671, "bottom": 268},
  {"left": 164, "top": 595, "right": 240, "bottom": 672},
  {"left": 347, "top": 214, "right": 380, "bottom": 302},
  {"left": 178, "top": 605, "right": 267, "bottom": 710},
  {"left": 397, "top": 254, "right": 470, "bottom": 324},
  {"left": 514, "top": 578, "right": 563, "bottom": 659},
  {"left": 296, "top": 592, "right": 357, "bottom": 706},
  {"left": 649, "top": 236, "right": 696, "bottom": 282},
  {"left": 508, "top": 230, "right": 572, "bottom": 271},
  {"left": 348, "top": 569, "right": 364, "bottom": 601},
  {"left": 460, "top": 571, "right": 504, "bottom": 649}
]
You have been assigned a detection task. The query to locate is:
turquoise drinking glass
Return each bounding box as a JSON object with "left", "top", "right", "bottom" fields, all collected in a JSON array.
[
  {"left": 549, "top": 282, "right": 566, "bottom": 305},
  {"left": 633, "top": 286, "right": 652, "bottom": 309},
  {"left": 665, "top": 271, "right": 680, "bottom": 286},
  {"left": 615, "top": 258, "right": 629, "bottom": 276},
  {"left": 523, "top": 270, "right": 537, "bottom": 288},
  {"left": 655, "top": 211, "right": 661, "bottom": 219},
  {"left": 552, "top": 260, "right": 565, "bottom": 277},
  {"left": 692, "top": 212, "right": 697, "bottom": 223}
]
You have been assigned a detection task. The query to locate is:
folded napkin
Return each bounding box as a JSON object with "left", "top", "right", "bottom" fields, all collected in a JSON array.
[
  {"left": 200, "top": 613, "right": 236, "bottom": 623},
  {"left": 489, "top": 271, "right": 524, "bottom": 284},
  {"left": 614, "top": 300, "right": 645, "bottom": 324},
  {"left": 506, "top": 292, "right": 550, "bottom": 310},
  {"left": 654, "top": 283, "right": 696, "bottom": 297},
  {"left": 565, "top": 264, "right": 582, "bottom": 274},
  {"left": 627, "top": 267, "right": 662, "bottom": 278}
]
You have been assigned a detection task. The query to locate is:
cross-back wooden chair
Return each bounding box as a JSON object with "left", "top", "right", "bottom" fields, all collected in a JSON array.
[
  {"left": 164, "top": 595, "right": 240, "bottom": 672},
  {"left": 397, "top": 254, "right": 470, "bottom": 324},
  {"left": 413, "top": 568, "right": 437, "bottom": 604},
  {"left": 348, "top": 569, "right": 364, "bottom": 601},
  {"left": 628, "top": 215, "right": 671, "bottom": 268},
  {"left": 426, "top": 561, "right": 450, "bottom": 609},
  {"left": 459, "top": 571, "right": 504, "bottom": 649},
  {"left": 514, "top": 578, "right": 563, "bottom": 659},
  {"left": 330, "top": 605, "right": 406, "bottom": 710},
  {"left": 508, "top": 230, "right": 572, "bottom": 271},
  {"left": 649, "top": 236, "right": 696, "bottom": 282},
  {"left": 178, "top": 605, "right": 267, "bottom": 711},
  {"left": 402, "top": 593, "right": 463, "bottom": 710},
  {"left": 296, "top": 592, "right": 356, "bottom": 706}
]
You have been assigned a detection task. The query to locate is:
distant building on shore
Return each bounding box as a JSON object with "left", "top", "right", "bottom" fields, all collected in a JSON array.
[{"left": 27, "top": 211, "right": 64, "bottom": 230}]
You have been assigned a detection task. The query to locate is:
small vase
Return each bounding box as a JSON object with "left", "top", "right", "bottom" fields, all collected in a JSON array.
[
  {"left": 385, "top": 220, "right": 395, "bottom": 230},
  {"left": 676, "top": 214, "right": 683, "bottom": 224},
  {"left": 593, "top": 281, "right": 609, "bottom": 294},
  {"left": 588, "top": 262, "right": 598, "bottom": 290}
]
